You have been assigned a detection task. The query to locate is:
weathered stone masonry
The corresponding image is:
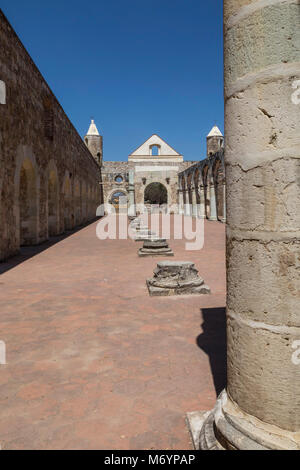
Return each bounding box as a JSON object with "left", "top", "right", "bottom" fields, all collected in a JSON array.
[{"left": 0, "top": 10, "right": 101, "bottom": 261}]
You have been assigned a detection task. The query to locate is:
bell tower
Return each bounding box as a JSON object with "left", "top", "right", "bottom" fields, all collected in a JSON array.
[
  {"left": 206, "top": 125, "right": 224, "bottom": 157},
  {"left": 84, "top": 119, "right": 103, "bottom": 166}
]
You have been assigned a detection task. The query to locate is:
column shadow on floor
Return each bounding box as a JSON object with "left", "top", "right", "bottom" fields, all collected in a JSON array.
[
  {"left": 0, "top": 218, "right": 100, "bottom": 276},
  {"left": 196, "top": 307, "right": 227, "bottom": 397}
]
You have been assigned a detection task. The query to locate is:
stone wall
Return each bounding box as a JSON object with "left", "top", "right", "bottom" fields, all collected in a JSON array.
[
  {"left": 0, "top": 10, "right": 101, "bottom": 261},
  {"left": 101, "top": 162, "right": 130, "bottom": 205}
]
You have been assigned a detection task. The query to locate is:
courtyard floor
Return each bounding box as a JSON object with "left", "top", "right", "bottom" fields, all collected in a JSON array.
[{"left": 0, "top": 217, "right": 226, "bottom": 450}]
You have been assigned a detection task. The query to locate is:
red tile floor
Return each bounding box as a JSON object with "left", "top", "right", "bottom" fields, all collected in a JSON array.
[{"left": 0, "top": 217, "right": 226, "bottom": 450}]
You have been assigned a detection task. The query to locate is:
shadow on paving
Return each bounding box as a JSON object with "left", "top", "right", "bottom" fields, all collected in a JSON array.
[
  {"left": 197, "top": 307, "right": 227, "bottom": 397},
  {"left": 0, "top": 218, "right": 100, "bottom": 276}
]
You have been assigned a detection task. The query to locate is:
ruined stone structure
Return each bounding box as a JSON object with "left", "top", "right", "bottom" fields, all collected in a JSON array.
[
  {"left": 102, "top": 132, "right": 226, "bottom": 217},
  {"left": 0, "top": 10, "right": 102, "bottom": 261},
  {"left": 102, "top": 134, "right": 192, "bottom": 214},
  {"left": 188, "top": 0, "right": 300, "bottom": 451},
  {"left": 178, "top": 127, "right": 225, "bottom": 222}
]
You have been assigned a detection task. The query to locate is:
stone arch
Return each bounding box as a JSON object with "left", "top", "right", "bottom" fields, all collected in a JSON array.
[
  {"left": 106, "top": 187, "right": 128, "bottom": 206},
  {"left": 47, "top": 160, "right": 59, "bottom": 237},
  {"left": 109, "top": 189, "right": 128, "bottom": 213},
  {"left": 63, "top": 172, "right": 73, "bottom": 231},
  {"left": 144, "top": 182, "right": 168, "bottom": 206},
  {"left": 14, "top": 147, "right": 40, "bottom": 247}
]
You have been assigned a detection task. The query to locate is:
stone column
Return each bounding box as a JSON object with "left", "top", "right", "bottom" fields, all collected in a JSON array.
[
  {"left": 194, "top": 0, "right": 300, "bottom": 450},
  {"left": 178, "top": 189, "right": 184, "bottom": 215},
  {"left": 191, "top": 187, "right": 198, "bottom": 218},
  {"left": 198, "top": 185, "right": 206, "bottom": 219},
  {"left": 127, "top": 170, "right": 136, "bottom": 219},
  {"left": 209, "top": 177, "right": 217, "bottom": 221},
  {"left": 184, "top": 190, "right": 191, "bottom": 216}
]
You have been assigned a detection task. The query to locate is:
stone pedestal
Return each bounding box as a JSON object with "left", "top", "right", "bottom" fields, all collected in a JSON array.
[
  {"left": 138, "top": 238, "right": 174, "bottom": 257},
  {"left": 134, "top": 230, "right": 156, "bottom": 242},
  {"left": 147, "top": 261, "right": 210, "bottom": 297}
]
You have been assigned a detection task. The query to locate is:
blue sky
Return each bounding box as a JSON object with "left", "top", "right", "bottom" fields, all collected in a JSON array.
[{"left": 2, "top": 1, "right": 224, "bottom": 161}]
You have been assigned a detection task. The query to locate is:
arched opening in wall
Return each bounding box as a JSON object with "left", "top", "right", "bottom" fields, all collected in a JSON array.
[
  {"left": 110, "top": 191, "right": 127, "bottom": 213},
  {"left": 19, "top": 158, "right": 38, "bottom": 246},
  {"left": 144, "top": 182, "right": 168, "bottom": 206},
  {"left": 48, "top": 169, "right": 59, "bottom": 236},
  {"left": 150, "top": 145, "right": 160, "bottom": 156},
  {"left": 63, "top": 175, "right": 73, "bottom": 231}
]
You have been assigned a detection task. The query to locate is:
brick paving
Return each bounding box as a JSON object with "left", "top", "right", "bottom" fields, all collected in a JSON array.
[{"left": 0, "top": 217, "right": 226, "bottom": 450}]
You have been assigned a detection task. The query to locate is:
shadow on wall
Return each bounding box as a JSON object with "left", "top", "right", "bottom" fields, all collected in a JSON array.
[
  {"left": 0, "top": 218, "right": 101, "bottom": 276},
  {"left": 196, "top": 307, "right": 227, "bottom": 397}
]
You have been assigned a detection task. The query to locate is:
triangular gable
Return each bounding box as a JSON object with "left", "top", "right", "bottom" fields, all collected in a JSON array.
[{"left": 129, "top": 134, "right": 182, "bottom": 157}]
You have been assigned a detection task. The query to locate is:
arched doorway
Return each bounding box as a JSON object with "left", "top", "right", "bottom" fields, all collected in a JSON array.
[
  {"left": 48, "top": 168, "right": 59, "bottom": 236},
  {"left": 110, "top": 191, "right": 128, "bottom": 213},
  {"left": 144, "top": 182, "right": 168, "bottom": 206},
  {"left": 19, "top": 158, "right": 38, "bottom": 246}
]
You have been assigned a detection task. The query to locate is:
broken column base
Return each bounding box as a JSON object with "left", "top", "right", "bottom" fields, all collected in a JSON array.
[
  {"left": 186, "top": 390, "right": 300, "bottom": 451},
  {"left": 139, "top": 239, "right": 174, "bottom": 257},
  {"left": 147, "top": 261, "right": 210, "bottom": 297}
]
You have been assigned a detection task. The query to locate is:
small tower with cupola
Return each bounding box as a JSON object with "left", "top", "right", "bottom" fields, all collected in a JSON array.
[{"left": 84, "top": 119, "right": 103, "bottom": 166}]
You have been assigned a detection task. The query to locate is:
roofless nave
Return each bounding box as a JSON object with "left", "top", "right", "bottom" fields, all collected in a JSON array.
[{"left": 0, "top": 0, "right": 299, "bottom": 451}]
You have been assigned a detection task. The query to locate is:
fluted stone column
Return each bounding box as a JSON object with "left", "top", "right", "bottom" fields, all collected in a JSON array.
[
  {"left": 191, "top": 0, "right": 300, "bottom": 450},
  {"left": 127, "top": 170, "right": 136, "bottom": 219},
  {"left": 209, "top": 177, "right": 217, "bottom": 221}
]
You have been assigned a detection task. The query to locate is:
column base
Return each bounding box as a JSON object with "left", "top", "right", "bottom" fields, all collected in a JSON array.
[{"left": 186, "top": 391, "right": 300, "bottom": 451}]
